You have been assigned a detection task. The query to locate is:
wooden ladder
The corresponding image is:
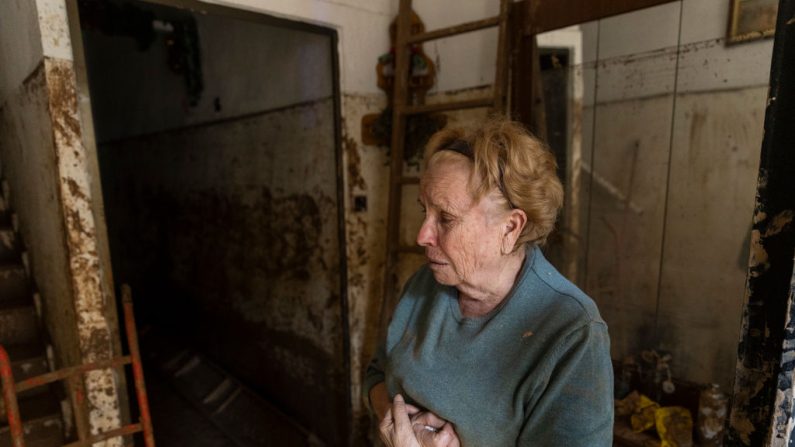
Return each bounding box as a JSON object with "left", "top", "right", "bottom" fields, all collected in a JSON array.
[{"left": 380, "top": 0, "right": 512, "bottom": 330}]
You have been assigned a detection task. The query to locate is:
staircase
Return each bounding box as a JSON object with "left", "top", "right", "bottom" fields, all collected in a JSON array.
[
  {"left": 0, "top": 179, "right": 64, "bottom": 447},
  {"left": 141, "top": 328, "right": 323, "bottom": 446}
]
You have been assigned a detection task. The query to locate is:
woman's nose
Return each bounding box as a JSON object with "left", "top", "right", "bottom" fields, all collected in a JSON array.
[{"left": 416, "top": 219, "right": 436, "bottom": 247}]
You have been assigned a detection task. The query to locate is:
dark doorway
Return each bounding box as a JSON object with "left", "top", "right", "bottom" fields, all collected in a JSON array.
[{"left": 76, "top": 0, "right": 349, "bottom": 445}]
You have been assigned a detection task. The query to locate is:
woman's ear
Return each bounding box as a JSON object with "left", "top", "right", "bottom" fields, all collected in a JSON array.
[{"left": 501, "top": 208, "right": 527, "bottom": 254}]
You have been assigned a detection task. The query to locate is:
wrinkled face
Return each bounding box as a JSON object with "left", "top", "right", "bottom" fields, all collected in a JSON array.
[{"left": 417, "top": 154, "right": 508, "bottom": 289}]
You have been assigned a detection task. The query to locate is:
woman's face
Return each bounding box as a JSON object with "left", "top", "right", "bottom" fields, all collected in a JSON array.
[{"left": 417, "top": 155, "right": 508, "bottom": 289}]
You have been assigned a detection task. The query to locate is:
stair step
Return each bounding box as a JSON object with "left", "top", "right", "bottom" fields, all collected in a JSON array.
[
  {"left": 0, "top": 394, "right": 63, "bottom": 447},
  {"left": 142, "top": 330, "right": 317, "bottom": 445},
  {"left": 0, "top": 228, "right": 19, "bottom": 264},
  {"left": 0, "top": 303, "right": 38, "bottom": 346},
  {"left": 0, "top": 265, "right": 30, "bottom": 305},
  {"left": 0, "top": 391, "right": 60, "bottom": 426},
  {"left": 5, "top": 343, "right": 49, "bottom": 395}
]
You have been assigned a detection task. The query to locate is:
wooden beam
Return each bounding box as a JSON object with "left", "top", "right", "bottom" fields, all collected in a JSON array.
[
  {"left": 402, "top": 98, "right": 494, "bottom": 115},
  {"left": 522, "top": 0, "right": 678, "bottom": 35},
  {"left": 406, "top": 16, "right": 500, "bottom": 44},
  {"left": 509, "top": 0, "right": 534, "bottom": 126}
]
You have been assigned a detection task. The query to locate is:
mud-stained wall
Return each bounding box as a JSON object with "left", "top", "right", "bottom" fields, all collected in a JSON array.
[
  {"left": 538, "top": 0, "right": 772, "bottom": 390},
  {"left": 100, "top": 98, "right": 344, "bottom": 442},
  {"left": 0, "top": 62, "right": 83, "bottom": 372},
  {"left": 0, "top": 0, "right": 124, "bottom": 444}
]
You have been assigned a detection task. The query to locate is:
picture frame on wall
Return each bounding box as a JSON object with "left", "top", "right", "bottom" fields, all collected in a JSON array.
[{"left": 727, "top": 0, "right": 779, "bottom": 44}]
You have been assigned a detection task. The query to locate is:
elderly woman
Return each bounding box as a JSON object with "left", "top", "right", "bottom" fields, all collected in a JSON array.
[{"left": 364, "top": 118, "right": 613, "bottom": 446}]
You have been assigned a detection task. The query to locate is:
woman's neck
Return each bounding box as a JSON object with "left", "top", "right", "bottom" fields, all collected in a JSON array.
[{"left": 457, "top": 248, "right": 527, "bottom": 318}]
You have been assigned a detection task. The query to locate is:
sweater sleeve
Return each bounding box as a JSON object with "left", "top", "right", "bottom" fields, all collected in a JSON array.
[
  {"left": 362, "top": 338, "right": 387, "bottom": 414},
  {"left": 361, "top": 267, "right": 431, "bottom": 414},
  {"left": 518, "top": 321, "right": 614, "bottom": 446}
]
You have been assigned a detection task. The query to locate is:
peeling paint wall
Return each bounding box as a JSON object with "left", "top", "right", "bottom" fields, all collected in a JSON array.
[
  {"left": 0, "top": 58, "right": 83, "bottom": 379},
  {"left": 768, "top": 259, "right": 795, "bottom": 446},
  {"left": 0, "top": 0, "right": 123, "bottom": 444},
  {"left": 539, "top": 0, "right": 772, "bottom": 390}
]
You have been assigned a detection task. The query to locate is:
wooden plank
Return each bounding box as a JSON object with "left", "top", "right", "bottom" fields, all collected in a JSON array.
[
  {"left": 493, "top": 0, "right": 510, "bottom": 113},
  {"left": 406, "top": 16, "right": 500, "bottom": 44},
  {"left": 530, "top": 35, "right": 547, "bottom": 141},
  {"left": 521, "top": 0, "right": 677, "bottom": 35},
  {"left": 510, "top": 0, "right": 535, "bottom": 127},
  {"left": 402, "top": 97, "right": 494, "bottom": 115},
  {"left": 379, "top": 0, "right": 414, "bottom": 334}
]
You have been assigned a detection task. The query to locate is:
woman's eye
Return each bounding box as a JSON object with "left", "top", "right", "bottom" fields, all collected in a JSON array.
[{"left": 440, "top": 213, "right": 454, "bottom": 224}]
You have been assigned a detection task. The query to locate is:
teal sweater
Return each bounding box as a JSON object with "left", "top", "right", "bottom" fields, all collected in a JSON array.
[{"left": 364, "top": 246, "right": 613, "bottom": 446}]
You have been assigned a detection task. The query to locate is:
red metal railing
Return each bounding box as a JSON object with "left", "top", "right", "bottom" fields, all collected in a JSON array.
[{"left": 0, "top": 284, "right": 155, "bottom": 447}]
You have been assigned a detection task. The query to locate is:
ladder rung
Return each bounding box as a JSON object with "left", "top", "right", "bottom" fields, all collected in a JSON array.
[
  {"left": 398, "top": 245, "right": 424, "bottom": 254},
  {"left": 400, "top": 176, "right": 420, "bottom": 185},
  {"left": 406, "top": 16, "right": 501, "bottom": 44},
  {"left": 402, "top": 97, "right": 494, "bottom": 116}
]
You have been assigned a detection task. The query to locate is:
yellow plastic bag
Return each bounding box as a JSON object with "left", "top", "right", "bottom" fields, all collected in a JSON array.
[
  {"left": 629, "top": 394, "right": 660, "bottom": 432},
  {"left": 655, "top": 406, "right": 693, "bottom": 447}
]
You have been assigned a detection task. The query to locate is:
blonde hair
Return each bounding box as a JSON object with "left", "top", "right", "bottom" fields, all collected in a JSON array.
[{"left": 423, "top": 117, "right": 563, "bottom": 248}]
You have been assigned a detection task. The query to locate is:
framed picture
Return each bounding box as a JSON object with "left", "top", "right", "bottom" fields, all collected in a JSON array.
[{"left": 727, "top": 0, "right": 779, "bottom": 44}]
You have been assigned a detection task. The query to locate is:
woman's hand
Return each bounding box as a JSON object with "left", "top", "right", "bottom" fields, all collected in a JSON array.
[
  {"left": 411, "top": 410, "right": 461, "bottom": 447},
  {"left": 379, "top": 394, "right": 422, "bottom": 447},
  {"left": 380, "top": 394, "right": 460, "bottom": 447}
]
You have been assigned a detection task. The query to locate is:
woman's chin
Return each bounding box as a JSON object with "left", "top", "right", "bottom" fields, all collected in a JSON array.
[{"left": 429, "top": 264, "right": 456, "bottom": 285}]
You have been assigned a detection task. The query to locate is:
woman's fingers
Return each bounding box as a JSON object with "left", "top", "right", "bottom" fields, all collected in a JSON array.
[
  {"left": 378, "top": 396, "right": 459, "bottom": 447},
  {"left": 413, "top": 424, "right": 454, "bottom": 447},
  {"left": 439, "top": 423, "right": 460, "bottom": 447},
  {"left": 379, "top": 408, "right": 395, "bottom": 446},
  {"left": 405, "top": 403, "right": 422, "bottom": 417},
  {"left": 391, "top": 394, "right": 414, "bottom": 432},
  {"left": 411, "top": 410, "right": 446, "bottom": 429}
]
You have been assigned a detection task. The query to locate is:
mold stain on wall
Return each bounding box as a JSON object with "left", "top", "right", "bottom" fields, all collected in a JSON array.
[{"left": 100, "top": 97, "right": 348, "bottom": 442}]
